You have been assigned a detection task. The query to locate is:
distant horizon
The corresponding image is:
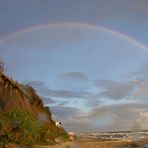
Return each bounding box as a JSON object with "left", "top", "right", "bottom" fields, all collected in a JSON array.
[{"left": 74, "top": 129, "right": 148, "bottom": 133}]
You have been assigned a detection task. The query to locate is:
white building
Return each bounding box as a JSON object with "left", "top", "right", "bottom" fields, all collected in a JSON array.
[{"left": 55, "top": 121, "right": 62, "bottom": 128}]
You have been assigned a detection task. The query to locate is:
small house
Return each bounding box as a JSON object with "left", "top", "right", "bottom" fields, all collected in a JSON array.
[{"left": 55, "top": 121, "right": 62, "bottom": 128}]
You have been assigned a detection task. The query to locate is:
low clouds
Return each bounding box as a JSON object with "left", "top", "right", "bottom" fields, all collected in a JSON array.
[
  {"left": 94, "top": 63, "right": 148, "bottom": 102},
  {"left": 41, "top": 97, "right": 57, "bottom": 105},
  {"left": 95, "top": 80, "right": 133, "bottom": 100},
  {"left": 50, "top": 106, "right": 93, "bottom": 132},
  {"left": 50, "top": 103, "right": 148, "bottom": 132},
  {"left": 51, "top": 106, "right": 81, "bottom": 122},
  {"left": 91, "top": 103, "right": 148, "bottom": 131},
  {"left": 28, "top": 63, "right": 148, "bottom": 106},
  {"left": 28, "top": 80, "right": 90, "bottom": 99},
  {"left": 134, "top": 83, "right": 148, "bottom": 100},
  {"left": 27, "top": 64, "right": 148, "bottom": 131}
]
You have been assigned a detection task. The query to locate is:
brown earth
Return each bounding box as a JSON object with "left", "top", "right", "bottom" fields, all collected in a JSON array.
[{"left": 33, "top": 139, "right": 148, "bottom": 148}]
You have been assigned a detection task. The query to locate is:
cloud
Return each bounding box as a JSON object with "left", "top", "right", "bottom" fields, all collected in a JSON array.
[
  {"left": 28, "top": 80, "right": 103, "bottom": 110},
  {"left": 94, "top": 63, "right": 148, "bottom": 101},
  {"left": 50, "top": 106, "right": 81, "bottom": 121},
  {"left": 58, "top": 101, "right": 70, "bottom": 106},
  {"left": 26, "top": 63, "right": 148, "bottom": 132},
  {"left": 28, "top": 80, "right": 90, "bottom": 99},
  {"left": 50, "top": 105, "right": 93, "bottom": 132},
  {"left": 28, "top": 62, "right": 148, "bottom": 102},
  {"left": 41, "top": 97, "right": 57, "bottom": 105},
  {"left": 59, "top": 71, "right": 88, "bottom": 80},
  {"left": 136, "top": 63, "right": 148, "bottom": 79},
  {"left": 95, "top": 79, "right": 133, "bottom": 100},
  {"left": 50, "top": 102, "right": 148, "bottom": 132},
  {"left": 132, "top": 83, "right": 148, "bottom": 101},
  {"left": 85, "top": 98, "right": 102, "bottom": 108},
  {"left": 127, "top": 63, "right": 148, "bottom": 81},
  {"left": 90, "top": 103, "right": 148, "bottom": 131},
  {"left": 56, "top": 71, "right": 92, "bottom": 91},
  {"left": 126, "top": 63, "right": 148, "bottom": 101}
]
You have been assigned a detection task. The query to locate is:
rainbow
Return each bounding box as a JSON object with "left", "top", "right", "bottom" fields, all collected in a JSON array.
[{"left": 0, "top": 22, "right": 148, "bottom": 52}]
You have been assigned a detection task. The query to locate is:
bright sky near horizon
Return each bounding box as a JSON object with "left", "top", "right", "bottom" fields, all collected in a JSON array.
[{"left": 0, "top": 0, "right": 148, "bottom": 132}]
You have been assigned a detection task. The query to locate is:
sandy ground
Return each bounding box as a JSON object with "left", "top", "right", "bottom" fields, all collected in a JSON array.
[
  {"left": 7, "top": 139, "right": 148, "bottom": 148},
  {"left": 34, "top": 142, "right": 80, "bottom": 148},
  {"left": 34, "top": 139, "right": 148, "bottom": 148}
]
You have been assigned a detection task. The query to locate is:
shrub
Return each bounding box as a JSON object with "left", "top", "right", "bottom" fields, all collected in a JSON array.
[
  {"left": 0, "top": 106, "right": 69, "bottom": 146},
  {"left": 0, "top": 107, "right": 43, "bottom": 146}
]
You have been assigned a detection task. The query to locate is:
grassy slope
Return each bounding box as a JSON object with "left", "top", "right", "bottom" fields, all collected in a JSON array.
[{"left": 0, "top": 73, "right": 69, "bottom": 146}]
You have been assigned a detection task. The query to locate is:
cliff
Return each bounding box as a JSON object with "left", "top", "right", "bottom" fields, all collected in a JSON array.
[{"left": 0, "top": 73, "right": 69, "bottom": 146}]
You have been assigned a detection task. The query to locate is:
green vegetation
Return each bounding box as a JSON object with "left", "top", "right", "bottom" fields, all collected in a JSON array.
[
  {"left": 0, "top": 74, "right": 69, "bottom": 147},
  {"left": 0, "top": 107, "right": 69, "bottom": 147}
]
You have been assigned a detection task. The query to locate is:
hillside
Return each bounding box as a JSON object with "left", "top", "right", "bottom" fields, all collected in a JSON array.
[{"left": 0, "top": 73, "right": 69, "bottom": 147}]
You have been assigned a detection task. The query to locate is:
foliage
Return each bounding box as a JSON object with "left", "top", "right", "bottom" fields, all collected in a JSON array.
[
  {"left": 57, "top": 128, "right": 69, "bottom": 141},
  {"left": 0, "top": 107, "right": 43, "bottom": 146},
  {"left": 0, "top": 107, "right": 69, "bottom": 147},
  {"left": 0, "top": 75, "right": 69, "bottom": 147}
]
